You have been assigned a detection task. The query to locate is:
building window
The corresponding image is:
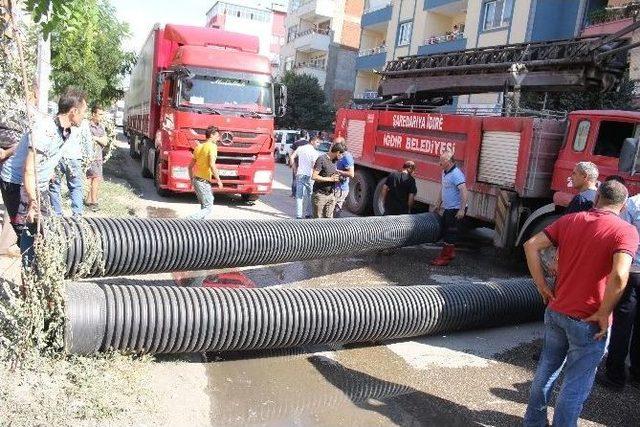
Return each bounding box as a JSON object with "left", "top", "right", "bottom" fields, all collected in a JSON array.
[
  {"left": 482, "top": 0, "right": 513, "bottom": 31},
  {"left": 397, "top": 21, "right": 412, "bottom": 47}
]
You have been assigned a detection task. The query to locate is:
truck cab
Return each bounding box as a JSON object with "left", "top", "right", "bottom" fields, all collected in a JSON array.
[
  {"left": 553, "top": 111, "right": 640, "bottom": 204},
  {"left": 516, "top": 111, "right": 640, "bottom": 245}
]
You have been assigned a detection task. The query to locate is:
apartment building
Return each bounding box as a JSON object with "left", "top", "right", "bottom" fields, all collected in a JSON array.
[
  {"left": 354, "top": 0, "right": 607, "bottom": 107},
  {"left": 280, "top": 0, "right": 365, "bottom": 106},
  {"left": 206, "top": 1, "right": 288, "bottom": 74}
]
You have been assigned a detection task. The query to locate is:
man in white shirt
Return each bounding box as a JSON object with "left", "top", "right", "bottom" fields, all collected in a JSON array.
[{"left": 291, "top": 135, "right": 320, "bottom": 219}]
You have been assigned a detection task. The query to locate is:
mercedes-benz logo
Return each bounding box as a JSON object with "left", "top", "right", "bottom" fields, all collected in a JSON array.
[{"left": 220, "top": 132, "right": 234, "bottom": 146}]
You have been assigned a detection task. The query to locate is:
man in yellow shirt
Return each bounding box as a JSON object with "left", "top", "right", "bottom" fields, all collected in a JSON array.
[{"left": 188, "top": 126, "right": 223, "bottom": 219}]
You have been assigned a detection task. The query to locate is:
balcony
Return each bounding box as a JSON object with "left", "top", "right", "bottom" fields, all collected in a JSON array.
[
  {"left": 292, "top": 28, "right": 331, "bottom": 52},
  {"left": 291, "top": 0, "right": 335, "bottom": 20},
  {"left": 417, "top": 32, "right": 466, "bottom": 55},
  {"left": 293, "top": 63, "right": 327, "bottom": 86},
  {"left": 581, "top": 4, "right": 640, "bottom": 38},
  {"left": 424, "top": 0, "right": 467, "bottom": 15},
  {"left": 362, "top": 2, "right": 392, "bottom": 29},
  {"left": 356, "top": 46, "right": 387, "bottom": 70}
]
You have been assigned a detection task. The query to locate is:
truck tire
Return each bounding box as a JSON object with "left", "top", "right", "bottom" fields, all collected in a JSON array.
[
  {"left": 129, "top": 135, "right": 140, "bottom": 159},
  {"left": 529, "top": 215, "right": 561, "bottom": 240},
  {"left": 241, "top": 194, "right": 259, "bottom": 204},
  {"left": 372, "top": 178, "right": 387, "bottom": 216},
  {"left": 155, "top": 160, "right": 172, "bottom": 197},
  {"left": 346, "top": 168, "right": 374, "bottom": 215},
  {"left": 141, "top": 142, "right": 153, "bottom": 178}
]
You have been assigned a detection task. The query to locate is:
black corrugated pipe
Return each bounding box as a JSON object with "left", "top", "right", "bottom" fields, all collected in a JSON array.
[
  {"left": 65, "top": 279, "right": 543, "bottom": 355},
  {"left": 61, "top": 214, "right": 441, "bottom": 278}
]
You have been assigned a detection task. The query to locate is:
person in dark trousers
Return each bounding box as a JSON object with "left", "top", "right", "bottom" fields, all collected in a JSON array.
[
  {"left": 565, "top": 161, "right": 599, "bottom": 214},
  {"left": 431, "top": 150, "right": 467, "bottom": 266},
  {"left": 311, "top": 142, "right": 345, "bottom": 218},
  {"left": 381, "top": 160, "right": 417, "bottom": 215},
  {"left": 597, "top": 191, "right": 640, "bottom": 391},
  {"left": 523, "top": 180, "right": 638, "bottom": 427}
]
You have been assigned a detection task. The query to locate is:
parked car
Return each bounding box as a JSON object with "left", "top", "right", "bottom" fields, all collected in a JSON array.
[
  {"left": 274, "top": 129, "right": 301, "bottom": 163},
  {"left": 316, "top": 141, "right": 332, "bottom": 153}
]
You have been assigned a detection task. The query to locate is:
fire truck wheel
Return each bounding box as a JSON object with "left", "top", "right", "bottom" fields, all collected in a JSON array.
[
  {"left": 346, "top": 169, "right": 374, "bottom": 215},
  {"left": 372, "top": 178, "right": 387, "bottom": 216}
]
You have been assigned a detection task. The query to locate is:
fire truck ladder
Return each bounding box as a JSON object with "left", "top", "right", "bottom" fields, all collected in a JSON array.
[{"left": 378, "top": 20, "right": 640, "bottom": 101}]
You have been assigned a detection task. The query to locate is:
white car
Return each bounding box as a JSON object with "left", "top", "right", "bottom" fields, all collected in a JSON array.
[{"left": 274, "top": 130, "right": 301, "bottom": 163}]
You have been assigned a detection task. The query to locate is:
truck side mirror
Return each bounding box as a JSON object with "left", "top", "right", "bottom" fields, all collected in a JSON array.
[
  {"left": 275, "top": 83, "right": 287, "bottom": 117},
  {"left": 619, "top": 137, "right": 640, "bottom": 175},
  {"left": 156, "top": 73, "right": 166, "bottom": 106}
]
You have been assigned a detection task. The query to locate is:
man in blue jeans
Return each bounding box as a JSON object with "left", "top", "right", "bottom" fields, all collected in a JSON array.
[
  {"left": 49, "top": 117, "right": 92, "bottom": 216},
  {"left": 523, "top": 180, "right": 638, "bottom": 427},
  {"left": 290, "top": 135, "right": 319, "bottom": 219}
]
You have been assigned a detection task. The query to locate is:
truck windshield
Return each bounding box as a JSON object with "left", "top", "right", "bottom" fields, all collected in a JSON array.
[{"left": 177, "top": 73, "right": 273, "bottom": 115}]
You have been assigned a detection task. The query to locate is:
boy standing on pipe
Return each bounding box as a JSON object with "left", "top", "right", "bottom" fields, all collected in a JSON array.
[
  {"left": 188, "top": 126, "right": 222, "bottom": 219},
  {"left": 523, "top": 180, "right": 638, "bottom": 427},
  {"left": 431, "top": 150, "right": 467, "bottom": 266}
]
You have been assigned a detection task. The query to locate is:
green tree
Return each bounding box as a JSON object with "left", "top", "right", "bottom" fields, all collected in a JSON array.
[
  {"left": 521, "top": 74, "right": 637, "bottom": 112},
  {"left": 46, "top": 0, "right": 135, "bottom": 105},
  {"left": 276, "top": 71, "right": 335, "bottom": 131}
]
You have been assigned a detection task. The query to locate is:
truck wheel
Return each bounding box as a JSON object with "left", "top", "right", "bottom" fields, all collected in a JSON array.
[
  {"left": 155, "top": 161, "right": 172, "bottom": 197},
  {"left": 241, "top": 194, "right": 259, "bottom": 204},
  {"left": 372, "top": 178, "right": 387, "bottom": 216},
  {"left": 129, "top": 135, "right": 140, "bottom": 159},
  {"left": 140, "top": 143, "right": 153, "bottom": 178},
  {"left": 529, "top": 215, "right": 561, "bottom": 240},
  {"left": 346, "top": 168, "right": 374, "bottom": 215}
]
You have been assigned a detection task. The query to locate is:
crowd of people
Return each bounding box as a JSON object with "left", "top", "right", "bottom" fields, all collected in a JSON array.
[
  {"left": 0, "top": 87, "right": 109, "bottom": 259},
  {"left": 524, "top": 161, "right": 640, "bottom": 426}
]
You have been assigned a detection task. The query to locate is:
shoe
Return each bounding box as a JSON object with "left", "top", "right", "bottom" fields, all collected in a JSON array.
[
  {"left": 431, "top": 244, "right": 456, "bottom": 266},
  {"left": 595, "top": 370, "right": 624, "bottom": 392}
]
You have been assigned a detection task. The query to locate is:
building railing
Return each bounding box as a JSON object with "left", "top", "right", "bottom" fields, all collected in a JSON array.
[
  {"left": 294, "top": 27, "right": 331, "bottom": 39},
  {"left": 293, "top": 60, "right": 327, "bottom": 71},
  {"left": 424, "top": 28, "right": 465, "bottom": 46},
  {"left": 587, "top": 2, "right": 640, "bottom": 25},
  {"left": 358, "top": 45, "right": 387, "bottom": 57},
  {"left": 363, "top": 1, "right": 392, "bottom": 14}
]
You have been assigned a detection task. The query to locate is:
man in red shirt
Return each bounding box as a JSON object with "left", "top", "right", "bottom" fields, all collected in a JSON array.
[{"left": 523, "top": 180, "right": 638, "bottom": 427}]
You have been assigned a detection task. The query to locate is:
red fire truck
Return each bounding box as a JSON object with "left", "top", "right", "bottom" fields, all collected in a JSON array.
[
  {"left": 123, "top": 24, "right": 286, "bottom": 200},
  {"left": 336, "top": 25, "right": 640, "bottom": 250}
]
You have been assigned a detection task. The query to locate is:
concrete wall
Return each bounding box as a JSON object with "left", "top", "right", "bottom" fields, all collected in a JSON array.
[{"left": 326, "top": 43, "right": 359, "bottom": 107}]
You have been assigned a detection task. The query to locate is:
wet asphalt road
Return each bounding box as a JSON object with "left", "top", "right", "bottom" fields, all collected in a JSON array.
[{"left": 109, "top": 140, "right": 640, "bottom": 426}]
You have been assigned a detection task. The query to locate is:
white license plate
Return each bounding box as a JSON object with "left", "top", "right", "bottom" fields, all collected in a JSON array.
[{"left": 218, "top": 169, "right": 238, "bottom": 177}]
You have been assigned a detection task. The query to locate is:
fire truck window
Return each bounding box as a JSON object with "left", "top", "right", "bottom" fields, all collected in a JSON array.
[
  {"left": 573, "top": 120, "right": 590, "bottom": 152},
  {"left": 593, "top": 121, "right": 637, "bottom": 158}
]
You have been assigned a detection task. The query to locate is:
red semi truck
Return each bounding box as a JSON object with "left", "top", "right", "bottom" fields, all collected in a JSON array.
[
  {"left": 123, "top": 24, "right": 286, "bottom": 200},
  {"left": 335, "top": 108, "right": 640, "bottom": 250}
]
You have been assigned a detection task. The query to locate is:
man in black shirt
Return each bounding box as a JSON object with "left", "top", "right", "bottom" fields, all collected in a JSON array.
[
  {"left": 565, "top": 161, "right": 598, "bottom": 214},
  {"left": 381, "top": 161, "right": 418, "bottom": 215},
  {"left": 312, "top": 142, "right": 346, "bottom": 218}
]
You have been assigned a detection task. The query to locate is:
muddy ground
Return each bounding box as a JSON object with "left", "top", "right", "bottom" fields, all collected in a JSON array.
[{"left": 2, "top": 138, "right": 639, "bottom": 426}]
